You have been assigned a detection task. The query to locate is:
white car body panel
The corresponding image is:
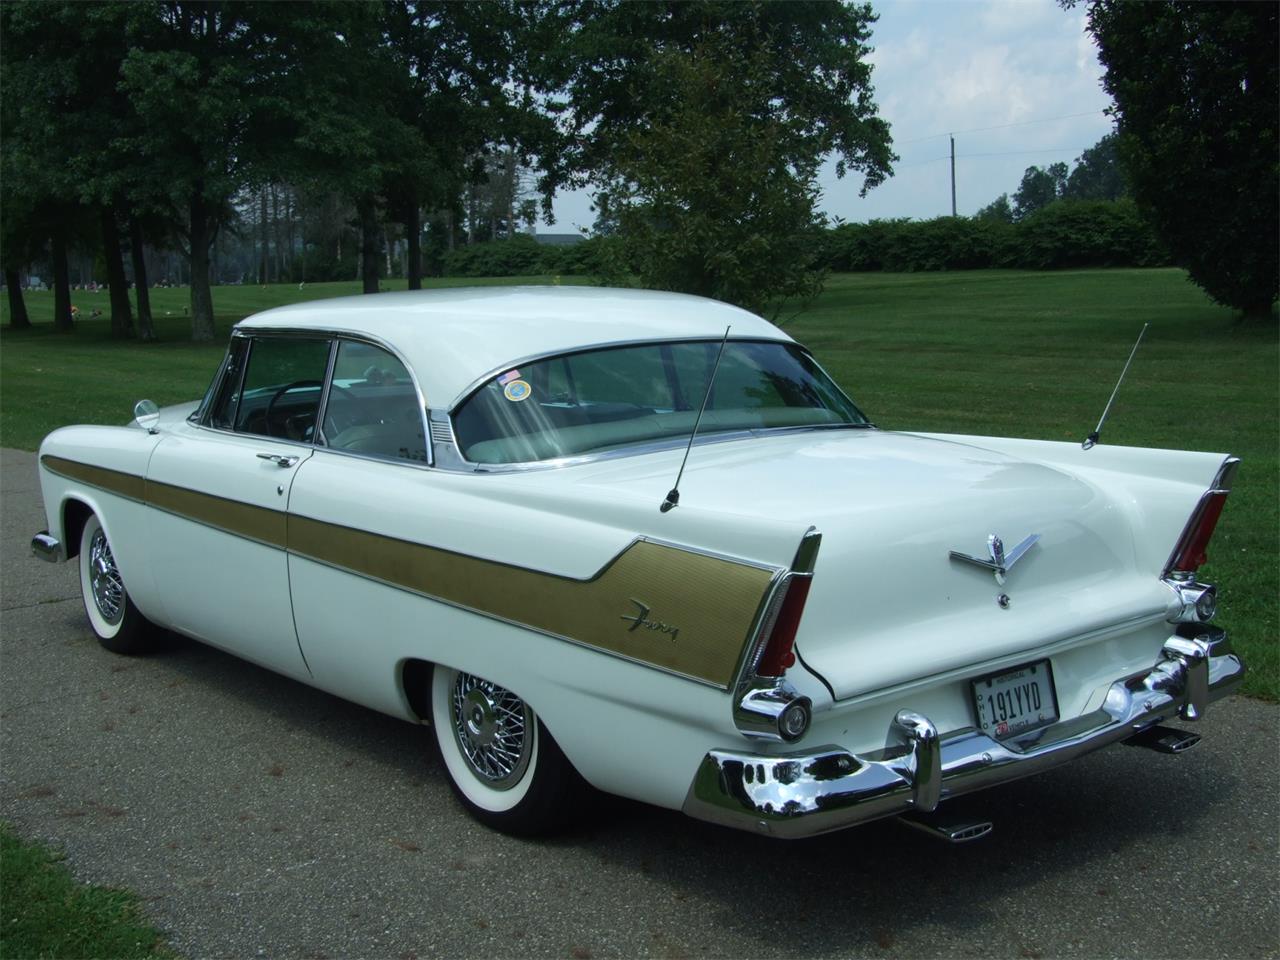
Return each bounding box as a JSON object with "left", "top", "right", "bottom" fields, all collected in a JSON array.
[{"left": 30, "top": 287, "right": 1245, "bottom": 838}]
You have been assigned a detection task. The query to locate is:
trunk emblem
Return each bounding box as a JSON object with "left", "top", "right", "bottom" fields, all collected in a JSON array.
[{"left": 950, "top": 533, "right": 1041, "bottom": 585}]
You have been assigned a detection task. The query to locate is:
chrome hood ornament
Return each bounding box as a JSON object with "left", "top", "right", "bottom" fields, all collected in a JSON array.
[{"left": 950, "top": 533, "right": 1040, "bottom": 585}]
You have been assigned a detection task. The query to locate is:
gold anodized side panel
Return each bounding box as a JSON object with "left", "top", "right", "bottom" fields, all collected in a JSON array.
[
  {"left": 288, "top": 516, "right": 774, "bottom": 687},
  {"left": 145, "top": 480, "right": 288, "bottom": 548},
  {"left": 41, "top": 456, "right": 146, "bottom": 502}
]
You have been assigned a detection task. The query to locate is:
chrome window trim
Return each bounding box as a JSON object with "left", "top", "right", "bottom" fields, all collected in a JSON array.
[
  {"left": 189, "top": 353, "right": 230, "bottom": 424},
  {"left": 311, "top": 340, "right": 341, "bottom": 445},
  {"left": 447, "top": 422, "right": 874, "bottom": 475}
]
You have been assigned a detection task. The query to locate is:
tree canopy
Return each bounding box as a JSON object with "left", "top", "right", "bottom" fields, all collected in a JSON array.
[
  {"left": 562, "top": 0, "right": 895, "bottom": 313},
  {"left": 3, "top": 1, "right": 895, "bottom": 330},
  {"left": 1076, "top": 0, "right": 1278, "bottom": 318}
]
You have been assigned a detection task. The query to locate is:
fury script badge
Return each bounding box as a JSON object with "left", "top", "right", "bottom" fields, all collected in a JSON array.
[{"left": 621, "top": 598, "right": 680, "bottom": 641}]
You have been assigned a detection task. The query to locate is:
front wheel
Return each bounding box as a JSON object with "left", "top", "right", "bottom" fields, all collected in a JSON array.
[
  {"left": 430, "top": 665, "right": 585, "bottom": 835},
  {"left": 78, "top": 513, "right": 156, "bottom": 654}
]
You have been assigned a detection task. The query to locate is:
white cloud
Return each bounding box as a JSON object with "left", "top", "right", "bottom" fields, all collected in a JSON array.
[{"left": 546, "top": 0, "right": 1114, "bottom": 229}]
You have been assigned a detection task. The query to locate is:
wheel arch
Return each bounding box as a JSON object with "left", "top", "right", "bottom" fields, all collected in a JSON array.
[{"left": 61, "top": 497, "right": 96, "bottom": 561}]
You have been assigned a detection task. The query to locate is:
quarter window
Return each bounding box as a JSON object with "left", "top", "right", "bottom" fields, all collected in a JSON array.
[{"left": 320, "top": 341, "right": 427, "bottom": 463}]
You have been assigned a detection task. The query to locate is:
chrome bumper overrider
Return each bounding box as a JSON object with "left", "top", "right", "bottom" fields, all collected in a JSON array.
[
  {"left": 31, "top": 531, "right": 63, "bottom": 563},
  {"left": 683, "top": 627, "right": 1244, "bottom": 838}
]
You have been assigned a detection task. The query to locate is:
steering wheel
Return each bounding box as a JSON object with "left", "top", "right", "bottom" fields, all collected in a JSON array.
[{"left": 264, "top": 380, "right": 322, "bottom": 439}]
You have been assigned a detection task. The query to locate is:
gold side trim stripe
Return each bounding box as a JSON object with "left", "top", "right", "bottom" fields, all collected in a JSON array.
[
  {"left": 145, "top": 479, "right": 287, "bottom": 548},
  {"left": 41, "top": 454, "right": 774, "bottom": 687},
  {"left": 288, "top": 516, "right": 774, "bottom": 688},
  {"left": 41, "top": 456, "right": 146, "bottom": 502}
]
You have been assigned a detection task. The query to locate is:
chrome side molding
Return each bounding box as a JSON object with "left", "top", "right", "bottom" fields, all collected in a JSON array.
[{"left": 31, "top": 532, "right": 62, "bottom": 563}]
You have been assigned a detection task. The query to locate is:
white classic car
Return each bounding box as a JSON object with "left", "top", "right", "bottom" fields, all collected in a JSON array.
[{"left": 32, "top": 287, "right": 1244, "bottom": 840}]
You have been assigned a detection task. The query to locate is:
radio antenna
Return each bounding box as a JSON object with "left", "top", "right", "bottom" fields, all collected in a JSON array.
[
  {"left": 1082, "top": 323, "right": 1148, "bottom": 450},
  {"left": 661, "top": 326, "right": 731, "bottom": 512}
]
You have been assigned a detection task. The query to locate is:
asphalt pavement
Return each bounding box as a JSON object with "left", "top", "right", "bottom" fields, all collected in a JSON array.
[{"left": 2, "top": 446, "right": 1277, "bottom": 959}]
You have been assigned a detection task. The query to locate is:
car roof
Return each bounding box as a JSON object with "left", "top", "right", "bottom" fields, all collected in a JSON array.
[{"left": 236, "top": 286, "right": 792, "bottom": 408}]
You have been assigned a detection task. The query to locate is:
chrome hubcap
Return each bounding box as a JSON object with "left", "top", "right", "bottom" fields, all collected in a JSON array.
[
  {"left": 450, "top": 672, "right": 532, "bottom": 789},
  {"left": 88, "top": 528, "right": 124, "bottom": 625}
]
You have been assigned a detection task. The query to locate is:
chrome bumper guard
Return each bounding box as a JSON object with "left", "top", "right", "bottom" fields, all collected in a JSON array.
[
  {"left": 31, "top": 531, "right": 63, "bottom": 563},
  {"left": 683, "top": 628, "right": 1244, "bottom": 839}
]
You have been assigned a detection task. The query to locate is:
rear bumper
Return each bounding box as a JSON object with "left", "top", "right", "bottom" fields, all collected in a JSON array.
[{"left": 682, "top": 626, "right": 1244, "bottom": 838}]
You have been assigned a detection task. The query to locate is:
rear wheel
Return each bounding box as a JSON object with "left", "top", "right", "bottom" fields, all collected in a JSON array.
[
  {"left": 78, "top": 513, "right": 156, "bottom": 654},
  {"left": 430, "top": 665, "right": 585, "bottom": 835}
]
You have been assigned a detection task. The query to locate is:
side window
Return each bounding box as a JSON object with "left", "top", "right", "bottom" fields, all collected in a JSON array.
[
  {"left": 321, "top": 341, "right": 427, "bottom": 463},
  {"left": 207, "top": 338, "right": 250, "bottom": 429},
  {"left": 210, "top": 337, "right": 332, "bottom": 440}
]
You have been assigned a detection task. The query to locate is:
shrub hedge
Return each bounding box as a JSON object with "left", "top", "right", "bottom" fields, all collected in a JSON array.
[
  {"left": 439, "top": 200, "right": 1167, "bottom": 279},
  {"left": 821, "top": 200, "right": 1167, "bottom": 273}
]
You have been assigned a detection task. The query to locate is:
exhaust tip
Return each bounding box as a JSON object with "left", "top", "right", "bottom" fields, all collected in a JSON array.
[
  {"left": 899, "top": 815, "right": 994, "bottom": 844},
  {"left": 1124, "top": 724, "right": 1202, "bottom": 754}
]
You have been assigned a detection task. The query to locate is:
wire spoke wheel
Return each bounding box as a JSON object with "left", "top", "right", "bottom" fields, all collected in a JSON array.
[
  {"left": 449, "top": 672, "right": 533, "bottom": 790},
  {"left": 88, "top": 526, "right": 125, "bottom": 625}
]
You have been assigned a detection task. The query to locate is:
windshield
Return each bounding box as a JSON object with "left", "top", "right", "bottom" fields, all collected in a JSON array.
[{"left": 452, "top": 340, "right": 867, "bottom": 464}]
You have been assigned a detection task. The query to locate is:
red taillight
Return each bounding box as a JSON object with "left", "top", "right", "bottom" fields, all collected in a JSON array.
[
  {"left": 755, "top": 575, "right": 812, "bottom": 677},
  {"left": 1166, "top": 491, "right": 1228, "bottom": 576}
]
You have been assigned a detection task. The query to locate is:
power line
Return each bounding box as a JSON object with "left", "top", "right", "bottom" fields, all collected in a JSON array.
[
  {"left": 895, "top": 146, "right": 1089, "bottom": 169},
  {"left": 896, "top": 109, "right": 1108, "bottom": 146}
]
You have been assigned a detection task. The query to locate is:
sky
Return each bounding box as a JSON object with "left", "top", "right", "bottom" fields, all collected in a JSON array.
[{"left": 542, "top": 0, "right": 1116, "bottom": 233}]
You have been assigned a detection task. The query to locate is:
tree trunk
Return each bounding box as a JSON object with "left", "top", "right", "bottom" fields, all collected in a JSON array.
[
  {"left": 406, "top": 202, "right": 422, "bottom": 290},
  {"left": 189, "top": 188, "right": 216, "bottom": 342},
  {"left": 129, "top": 217, "right": 157, "bottom": 341},
  {"left": 259, "top": 187, "right": 269, "bottom": 285},
  {"left": 101, "top": 206, "right": 134, "bottom": 338},
  {"left": 5, "top": 269, "right": 31, "bottom": 328},
  {"left": 358, "top": 196, "right": 380, "bottom": 294},
  {"left": 51, "top": 228, "right": 74, "bottom": 332}
]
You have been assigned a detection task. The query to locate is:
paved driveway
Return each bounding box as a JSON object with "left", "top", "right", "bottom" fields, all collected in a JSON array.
[{"left": 2, "top": 447, "right": 1277, "bottom": 959}]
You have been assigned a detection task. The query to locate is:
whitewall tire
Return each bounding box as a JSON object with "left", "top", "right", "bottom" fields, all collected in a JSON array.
[
  {"left": 78, "top": 513, "right": 155, "bottom": 654},
  {"left": 430, "top": 665, "right": 585, "bottom": 835}
]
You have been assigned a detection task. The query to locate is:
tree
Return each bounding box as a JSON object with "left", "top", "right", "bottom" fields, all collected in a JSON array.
[
  {"left": 564, "top": 1, "right": 894, "bottom": 313},
  {"left": 1063, "top": 132, "right": 1127, "bottom": 201},
  {"left": 1075, "top": 1, "right": 1278, "bottom": 318},
  {"left": 1012, "top": 162, "right": 1068, "bottom": 221},
  {"left": 974, "top": 193, "right": 1014, "bottom": 224},
  {"left": 118, "top": 3, "right": 333, "bottom": 339}
]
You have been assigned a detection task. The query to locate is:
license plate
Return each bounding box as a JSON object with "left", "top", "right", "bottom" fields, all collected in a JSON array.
[{"left": 971, "top": 659, "right": 1059, "bottom": 740}]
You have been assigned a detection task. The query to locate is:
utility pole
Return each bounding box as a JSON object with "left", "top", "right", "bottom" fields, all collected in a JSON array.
[{"left": 950, "top": 135, "right": 957, "bottom": 216}]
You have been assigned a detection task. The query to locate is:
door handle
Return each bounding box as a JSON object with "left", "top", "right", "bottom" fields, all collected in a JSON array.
[{"left": 256, "top": 453, "right": 300, "bottom": 468}]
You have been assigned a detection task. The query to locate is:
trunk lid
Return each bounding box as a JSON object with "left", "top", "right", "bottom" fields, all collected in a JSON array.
[{"left": 562, "top": 429, "right": 1171, "bottom": 700}]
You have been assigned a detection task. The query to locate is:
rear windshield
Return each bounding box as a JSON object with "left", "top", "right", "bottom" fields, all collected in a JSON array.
[{"left": 452, "top": 340, "right": 867, "bottom": 464}]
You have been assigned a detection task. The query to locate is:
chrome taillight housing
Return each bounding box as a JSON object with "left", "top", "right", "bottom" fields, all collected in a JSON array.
[
  {"left": 1163, "top": 458, "right": 1239, "bottom": 580},
  {"left": 733, "top": 530, "right": 820, "bottom": 742}
]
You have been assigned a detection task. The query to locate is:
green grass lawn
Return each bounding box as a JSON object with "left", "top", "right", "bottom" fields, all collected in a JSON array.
[
  {"left": 0, "top": 824, "right": 172, "bottom": 959},
  {"left": 1, "top": 268, "right": 1275, "bottom": 698}
]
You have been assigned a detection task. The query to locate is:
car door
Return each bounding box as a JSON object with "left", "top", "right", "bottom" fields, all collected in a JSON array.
[
  {"left": 285, "top": 337, "right": 435, "bottom": 715},
  {"left": 146, "top": 334, "right": 333, "bottom": 680}
]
